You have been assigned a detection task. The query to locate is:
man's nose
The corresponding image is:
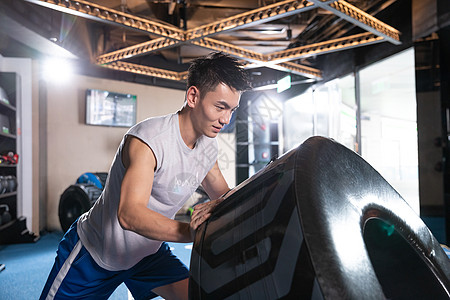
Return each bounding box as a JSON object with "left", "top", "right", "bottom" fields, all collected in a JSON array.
[{"left": 219, "top": 110, "right": 231, "bottom": 125}]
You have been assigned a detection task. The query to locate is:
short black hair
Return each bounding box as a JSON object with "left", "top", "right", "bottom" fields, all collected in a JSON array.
[{"left": 187, "top": 52, "right": 251, "bottom": 97}]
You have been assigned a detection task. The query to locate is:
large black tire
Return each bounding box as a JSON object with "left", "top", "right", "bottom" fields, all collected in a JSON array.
[
  {"left": 190, "top": 136, "right": 450, "bottom": 300},
  {"left": 58, "top": 184, "right": 102, "bottom": 233}
]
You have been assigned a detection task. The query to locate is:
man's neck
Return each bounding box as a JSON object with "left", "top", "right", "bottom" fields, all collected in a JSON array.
[{"left": 178, "top": 108, "right": 200, "bottom": 149}]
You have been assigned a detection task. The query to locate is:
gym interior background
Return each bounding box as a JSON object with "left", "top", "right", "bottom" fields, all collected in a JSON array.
[{"left": 0, "top": 0, "right": 449, "bottom": 248}]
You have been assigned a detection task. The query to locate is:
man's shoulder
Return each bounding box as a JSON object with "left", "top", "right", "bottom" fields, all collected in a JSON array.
[
  {"left": 136, "top": 113, "right": 174, "bottom": 128},
  {"left": 128, "top": 113, "right": 175, "bottom": 136}
]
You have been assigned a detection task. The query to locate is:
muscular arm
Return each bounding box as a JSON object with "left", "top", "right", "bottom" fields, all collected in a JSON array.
[
  {"left": 117, "top": 136, "right": 193, "bottom": 242},
  {"left": 201, "top": 161, "right": 230, "bottom": 200},
  {"left": 190, "top": 161, "right": 230, "bottom": 230}
]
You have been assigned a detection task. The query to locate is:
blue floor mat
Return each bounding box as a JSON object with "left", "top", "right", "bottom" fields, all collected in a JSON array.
[{"left": 0, "top": 231, "right": 192, "bottom": 299}]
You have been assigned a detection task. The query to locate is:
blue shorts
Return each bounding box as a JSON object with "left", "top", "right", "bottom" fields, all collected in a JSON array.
[{"left": 40, "top": 222, "right": 189, "bottom": 300}]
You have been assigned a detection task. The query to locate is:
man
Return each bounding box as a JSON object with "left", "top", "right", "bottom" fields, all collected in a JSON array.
[{"left": 40, "top": 52, "right": 251, "bottom": 300}]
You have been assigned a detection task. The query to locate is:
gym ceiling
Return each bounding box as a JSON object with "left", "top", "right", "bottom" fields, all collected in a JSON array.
[{"left": 0, "top": 0, "right": 403, "bottom": 90}]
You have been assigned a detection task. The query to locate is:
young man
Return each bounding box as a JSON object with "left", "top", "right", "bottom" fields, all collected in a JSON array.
[{"left": 40, "top": 52, "right": 251, "bottom": 300}]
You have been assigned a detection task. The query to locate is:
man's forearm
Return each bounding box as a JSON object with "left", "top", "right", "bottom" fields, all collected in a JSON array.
[{"left": 118, "top": 206, "right": 193, "bottom": 243}]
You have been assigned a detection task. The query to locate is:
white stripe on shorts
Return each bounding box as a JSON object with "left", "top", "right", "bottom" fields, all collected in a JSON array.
[{"left": 46, "top": 240, "right": 83, "bottom": 300}]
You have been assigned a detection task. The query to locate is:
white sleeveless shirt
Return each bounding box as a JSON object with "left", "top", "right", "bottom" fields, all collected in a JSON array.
[{"left": 77, "top": 112, "right": 218, "bottom": 271}]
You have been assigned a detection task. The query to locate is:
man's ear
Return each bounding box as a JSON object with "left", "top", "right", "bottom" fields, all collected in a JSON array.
[{"left": 186, "top": 86, "right": 200, "bottom": 108}]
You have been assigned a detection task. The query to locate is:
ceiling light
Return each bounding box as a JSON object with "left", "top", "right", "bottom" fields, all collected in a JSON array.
[
  {"left": 260, "top": 28, "right": 286, "bottom": 35},
  {"left": 277, "top": 75, "right": 291, "bottom": 93},
  {"left": 42, "top": 57, "right": 73, "bottom": 84},
  {"left": 242, "top": 27, "right": 286, "bottom": 35}
]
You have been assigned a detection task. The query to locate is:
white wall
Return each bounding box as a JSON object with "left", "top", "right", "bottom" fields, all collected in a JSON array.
[{"left": 45, "top": 74, "right": 185, "bottom": 230}]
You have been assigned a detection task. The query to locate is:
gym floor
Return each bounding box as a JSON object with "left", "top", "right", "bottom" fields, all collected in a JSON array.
[{"left": 0, "top": 231, "right": 193, "bottom": 300}]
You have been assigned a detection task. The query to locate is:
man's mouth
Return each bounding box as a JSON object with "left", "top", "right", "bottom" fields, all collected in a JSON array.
[{"left": 212, "top": 125, "right": 222, "bottom": 132}]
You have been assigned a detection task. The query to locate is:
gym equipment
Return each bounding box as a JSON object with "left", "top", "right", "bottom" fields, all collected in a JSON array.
[
  {"left": 0, "top": 175, "right": 16, "bottom": 194},
  {"left": 58, "top": 172, "right": 107, "bottom": 232},
  {"left": 0, "top": 114, "right": 10, "bottom": 135},
  {"left": 4, "top": 175, "right": 16, "bottom": 193},
  {"left": 0, "top": 176, "right": 8, "bottom": 194},
  {"left": 190, "top": 136, "right": 450, "bottom": 300},
  {"left": 0, "top": 215, "right": 39, "bottom": 244},
  {"left": 76, "top": 172, "right": 107, "bottom": 189},
  {"left": 0, "top": 152, "right": 18, "bottom": 165},
  {"left": 0, "top": 86, "right": 9, "bottom": 104},
  {"left": 0, "top": 204, "right": 11, "bottom": 225}
]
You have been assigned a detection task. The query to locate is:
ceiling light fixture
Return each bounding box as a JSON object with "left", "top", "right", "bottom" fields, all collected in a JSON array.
[{"left": 42, "top": 57, "right": 73, "bottom": 83}]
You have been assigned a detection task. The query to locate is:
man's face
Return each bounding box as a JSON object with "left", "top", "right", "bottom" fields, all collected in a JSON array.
[{"left": 194, "top": 83, "right": 240, "bottom": 138}]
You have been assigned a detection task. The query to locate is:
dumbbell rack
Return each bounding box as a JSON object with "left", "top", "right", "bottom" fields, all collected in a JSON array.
[{"left": 0, "top": 72, "right": 38, "bottom": 245}]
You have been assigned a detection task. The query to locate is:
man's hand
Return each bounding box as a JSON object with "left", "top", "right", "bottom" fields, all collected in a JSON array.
[{"left": 190, "top": 198, "right": 224, "bottom": 232}]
